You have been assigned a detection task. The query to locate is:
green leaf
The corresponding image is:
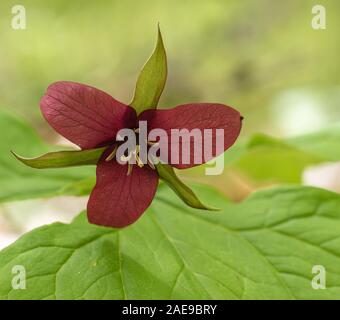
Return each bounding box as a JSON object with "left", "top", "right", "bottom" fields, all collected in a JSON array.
[
  {"left": 1, "top": 184, "right": 340, "bottom": 299},
  {"left": 0, "top": 109, "right": 95, "bottom": 202},
  {"left": 156, "top": 162, "right": 217, "bottom": 210},
  {"left": 58, "top": 177, "right": 96, "bottom": 197},
  {"left": 286, "top": 123, "right": 340, "bottom": 161},
  {"left": 231, "top": 134, "right": 323, "bottom": 183},
  {"left": 130, "top": 26, "right": 167, "bottom": 114},
  {"left": 12, "top": 147, "right": 105, "bottom": 169},
  {"left": 230, "top": 128, "right": 340, "bottom": 184}
]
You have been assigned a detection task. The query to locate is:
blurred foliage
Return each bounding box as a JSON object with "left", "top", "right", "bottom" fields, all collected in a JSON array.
[
  {"left": 0, "top": 109, "right": 94, "bottom": 202},
  {"left": 0, "top": 0, "right": 340, "bottom": 141}
]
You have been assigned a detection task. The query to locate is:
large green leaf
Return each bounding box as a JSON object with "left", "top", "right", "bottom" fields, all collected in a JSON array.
[
  {"left": 0, "top": 109, "right": 95, "bottom": 202},
  {"left": 130, "top": 26, "right": 167, "bottom": 114},
  {"left": 1, "top": 184, "right": 340, "bottom": 299}
]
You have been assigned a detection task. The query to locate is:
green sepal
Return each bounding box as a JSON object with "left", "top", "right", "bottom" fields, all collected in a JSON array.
[
  {"left": 130, "top": 25, "right": 167, "bottom": 114},
  {"left": 12, "top": 147, "right": 106, "bottom": 169},
  {"left": 156, "top": 162, "right": 219, "bottom": 211}
]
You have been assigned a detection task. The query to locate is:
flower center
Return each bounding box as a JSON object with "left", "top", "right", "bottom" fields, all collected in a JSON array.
[
  {"left": 119, "top": 144, "right": 144, "bottom": 168},
  {"left": 105, "top": 128, "right": 157, "bottom": 176}
]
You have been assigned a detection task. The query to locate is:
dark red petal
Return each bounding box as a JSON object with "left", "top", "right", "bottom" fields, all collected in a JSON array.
[
  {"left": 139, "top": 103, "right": 242, "bottom": 169},
  {"left": 40, "top": 81, "right": 136, "bottom": 149},
  {"left": 87, "top": 151, "right": 159, "bottom": 228}
]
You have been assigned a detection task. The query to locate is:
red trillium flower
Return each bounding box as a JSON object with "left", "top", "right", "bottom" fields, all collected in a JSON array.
[{"left": 40, "top": 81, "right": 242, "bottom": 228}]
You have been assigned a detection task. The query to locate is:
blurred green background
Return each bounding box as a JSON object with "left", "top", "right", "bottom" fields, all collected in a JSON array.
[
  {"left": 0, "top": 0, "right": 340, "bottom": 246},
  {"left": 1, "top": 0, "right": 339, "bottom": 140}
]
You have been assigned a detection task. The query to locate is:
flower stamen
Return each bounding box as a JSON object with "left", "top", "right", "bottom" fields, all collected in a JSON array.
[
  {"left": 135, "top": 145, "right": 144, "bottom": 168},
  {"left": 127, "top": 163, "right": 133, "bottom": 176},
  {"left": 105, "top": 144, "right": 118, "bottom": 162}
]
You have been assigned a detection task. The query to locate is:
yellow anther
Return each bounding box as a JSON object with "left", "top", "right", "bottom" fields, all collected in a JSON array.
[
  {"left": 136, "top": 155, "right": 144, "bottom": 168},
  {"left": 127, "top": 163, "right": 133, "bottom": 176},
  {"left": 134, "top": 145, "right": 144, "bottom": 168},
  {"left": 105, "top": 145, "right": 118, "bottom": 162}
]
